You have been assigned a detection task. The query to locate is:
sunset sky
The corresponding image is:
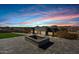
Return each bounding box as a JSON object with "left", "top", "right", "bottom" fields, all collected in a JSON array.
[{"left": 0, "top": 4, "right": 79, "bottom": 27}]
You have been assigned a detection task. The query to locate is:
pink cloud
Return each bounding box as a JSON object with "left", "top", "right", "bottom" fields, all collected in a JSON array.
[
  {"left": 19, "top": 22, "right": 31, "bottom": 24},
  {"left": 36, "top": 14, "right": 79, "bottom": 21},
  {"left": 47, "top": 23, "right": 75, "bottom": 26},
  {"left": 18, "top": 14, "right": 79, "bottom": 26},
  {"left": 27, "top": 14, "right": 79, "bottom": 24}
]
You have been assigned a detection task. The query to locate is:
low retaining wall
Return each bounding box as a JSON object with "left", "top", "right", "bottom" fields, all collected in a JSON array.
[{"left": 25, "top": 35, "right": 50, "bottom": 48}]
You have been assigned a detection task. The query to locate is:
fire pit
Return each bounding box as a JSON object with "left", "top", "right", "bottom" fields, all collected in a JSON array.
[{"left": 25, "top": 34, "right": 54, "bottom": 50}]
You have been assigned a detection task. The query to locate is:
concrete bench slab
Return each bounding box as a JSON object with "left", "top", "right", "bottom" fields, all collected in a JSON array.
[{"left": 25, "top": 34, "right": 54, "bottom": 49}]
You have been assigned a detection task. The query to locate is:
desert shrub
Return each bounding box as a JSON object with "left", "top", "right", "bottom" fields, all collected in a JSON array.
[
  {"left": 24, "top": 29, "right": 31, "bottom": 33},
  {"left": 55, "top": 31, "right": 67, "bottom": 37},
  {"left": 56, "top": 31, "right": 78, "bottom": 40},
  {"left": 0, "top": 30, "right": 12, "bottom": 33},
  {"left": 65, "top": 33, "right": 78, "bottom": 39}
]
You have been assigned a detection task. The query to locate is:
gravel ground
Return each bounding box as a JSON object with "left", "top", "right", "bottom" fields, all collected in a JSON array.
[{"left": 0, "top": 35, "right": 79, "bottom": 54}]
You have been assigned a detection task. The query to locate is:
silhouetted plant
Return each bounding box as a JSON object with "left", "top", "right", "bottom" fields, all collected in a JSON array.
[{"left": 32, "top": 27, "right": 35, "bottom": 34}]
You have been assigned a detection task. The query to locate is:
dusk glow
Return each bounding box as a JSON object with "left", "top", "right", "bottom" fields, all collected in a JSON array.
[{"left": 0, "top": 4, "right": 79, "bottom": 27}]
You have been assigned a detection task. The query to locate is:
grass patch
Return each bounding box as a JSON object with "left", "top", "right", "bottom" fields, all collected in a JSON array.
[{"left": 0, "top": 33, "right": 22, "bottom": 39}]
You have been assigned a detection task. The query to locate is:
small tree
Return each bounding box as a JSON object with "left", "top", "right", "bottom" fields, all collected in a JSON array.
[
  {"left": 45, "top": 27, "right": 52, "bottom": 36},
  {"left": 51, "top": 26, "right": 59, "bottom": 36},
  {"left": 45, "top": 27, "right": 49, "bottom": 36},
  {"left": 32, "top": 27, "right": 35, "bottom": 34}
]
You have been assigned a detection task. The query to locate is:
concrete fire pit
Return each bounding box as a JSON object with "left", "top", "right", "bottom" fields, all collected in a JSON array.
[{"left": 25, "top": 34, "right": 53, "bottom": 49}]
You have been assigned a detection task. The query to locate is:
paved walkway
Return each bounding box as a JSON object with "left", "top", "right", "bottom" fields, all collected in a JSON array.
[
  {"left": 0, "top": 34, "right": 79, "bottom": 54},
  {"left": 0, "top": 36, "right": 45, "bottom": 54}
]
